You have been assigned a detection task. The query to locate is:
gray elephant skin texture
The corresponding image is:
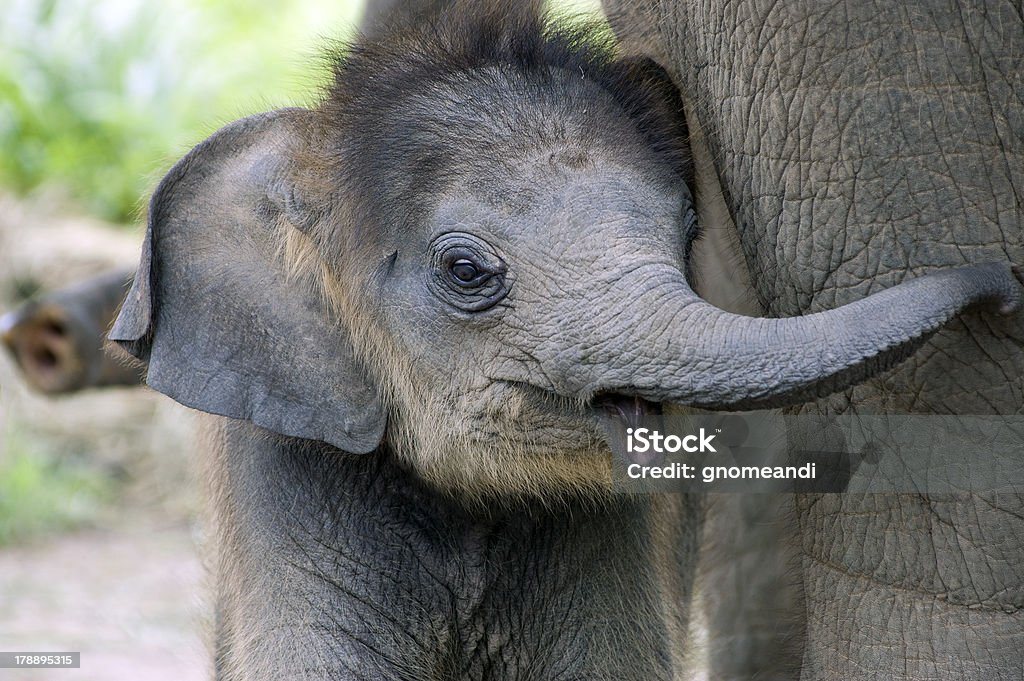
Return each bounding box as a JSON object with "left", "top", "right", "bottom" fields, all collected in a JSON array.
[
  {"left": 603, "top": 0, "right": 1024, "bottom": 679},
  {"left": 102, "top": 1, "right": 1023, "bottom": 679}
]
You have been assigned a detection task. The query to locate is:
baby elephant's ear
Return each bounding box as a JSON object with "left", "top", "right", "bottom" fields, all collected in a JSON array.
[{"left": 110, "top": 108, "right": 385, "bottom": 454}]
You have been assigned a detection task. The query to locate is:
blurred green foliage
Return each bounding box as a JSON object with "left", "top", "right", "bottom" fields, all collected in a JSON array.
[
  {"left": 0, "top": 427, "right": 113, "bottom": 546},
  {"left": 0, "top": 0, "right": 363, "bottom": 224}
]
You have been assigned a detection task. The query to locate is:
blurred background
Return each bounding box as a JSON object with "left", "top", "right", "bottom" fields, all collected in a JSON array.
[{"left": 0, "top": 0, "right": 598, "bottom": 679}]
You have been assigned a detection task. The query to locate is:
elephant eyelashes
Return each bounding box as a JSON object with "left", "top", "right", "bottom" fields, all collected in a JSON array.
[{"left": 429, "top": 233, "right": 509, "bottom": 312}]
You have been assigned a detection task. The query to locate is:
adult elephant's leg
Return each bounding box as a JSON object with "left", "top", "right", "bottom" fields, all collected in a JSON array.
[
  {"left": 696, "top": 492, "right": 805, "bottom": 681},
  {"left": 795, "top": 491, "right": 1024, "bottom": 679},
  {"left": 605, "top": 0, "right": 1024, "bottom": 678}
]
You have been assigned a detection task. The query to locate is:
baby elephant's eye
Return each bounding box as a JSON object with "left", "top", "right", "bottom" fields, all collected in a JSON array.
[
  {"left": 451, "top": 259, "right": 480, "bottom": 284},
  {"left": 428, "top": 232, "right": 511, "bottom": 313}
]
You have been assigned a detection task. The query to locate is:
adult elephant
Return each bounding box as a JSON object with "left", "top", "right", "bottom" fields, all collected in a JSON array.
[
  {"left": 1, "top": 270, "right": 142, "bottom": 393},
  {"left": 603, "top": 1, "right": 1024, "bottom": 679}
]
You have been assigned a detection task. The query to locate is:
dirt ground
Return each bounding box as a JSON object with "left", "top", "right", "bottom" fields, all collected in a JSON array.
[
  {"left": 0, "top": 522, "right": 206, "bottom": 681},
  {"left": 0, "top": 194, "right": 207, "bottom": 679}
]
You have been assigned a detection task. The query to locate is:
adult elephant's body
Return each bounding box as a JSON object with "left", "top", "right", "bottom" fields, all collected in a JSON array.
[{"left": 604, "top": 1, "right": 1024, "bottom": 678}]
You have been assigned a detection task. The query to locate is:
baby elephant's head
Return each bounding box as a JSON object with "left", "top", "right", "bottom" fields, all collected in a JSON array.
[{"left": 111, "top": 1, "right": 1022, "bottom": 498}]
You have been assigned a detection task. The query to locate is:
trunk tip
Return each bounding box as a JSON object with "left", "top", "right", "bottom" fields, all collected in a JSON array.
[{"left": 999, "top": 264, "right": 1024, "bottom": 315}]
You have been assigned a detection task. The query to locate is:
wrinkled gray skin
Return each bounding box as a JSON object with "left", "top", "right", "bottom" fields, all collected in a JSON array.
[
  {"left": 0, "top": 269, "right": 142, "bottom": 393},
  {"left": 103, "top": 0, "right": 1022, "bottom": 678},
  {"left": 603, "top": 0, "right": 1024, "bottom": 679}
]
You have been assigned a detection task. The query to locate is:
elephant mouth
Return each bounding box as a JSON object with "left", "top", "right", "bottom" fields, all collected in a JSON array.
[
  {"left": 592, "top": 392, "right": 664, "bottom": 426},
  {"left": 591, "top": 393, "right": 665, "bottom": 465},
  {"left": 496, "top": 380, "right": 667, "bottom": 464}
]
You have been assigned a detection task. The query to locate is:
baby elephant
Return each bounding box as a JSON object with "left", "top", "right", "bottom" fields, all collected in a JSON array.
[{"left": 109, "top": 1, "right": 1022, "bottom": 679}]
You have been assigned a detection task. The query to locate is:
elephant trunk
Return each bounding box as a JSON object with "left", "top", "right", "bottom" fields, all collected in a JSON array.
[{"left": 586, "top": 262, "right": 1021, "bottom": 410}]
